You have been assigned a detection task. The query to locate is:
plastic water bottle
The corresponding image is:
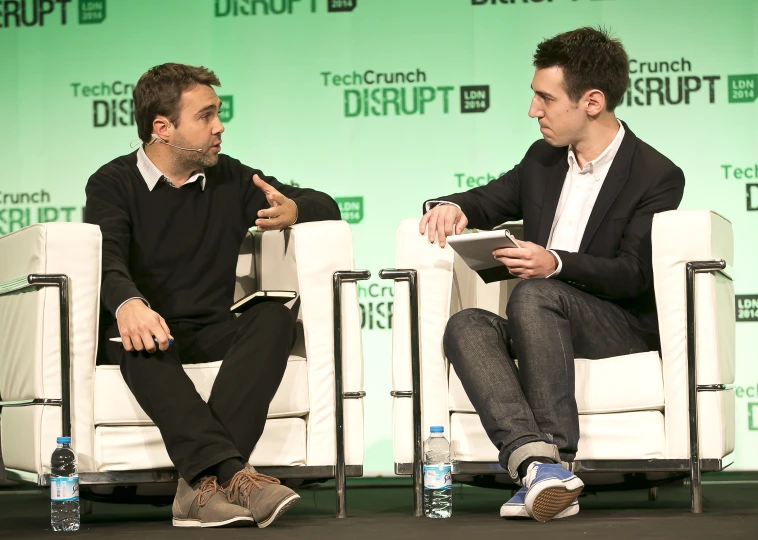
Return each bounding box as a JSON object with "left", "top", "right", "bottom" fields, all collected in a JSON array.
[
  {"left": 423, "top": 426, "right": 452, "bottom": 518},
  {"left": 50, "top": 436, "right": 80, "bottom": 531}
]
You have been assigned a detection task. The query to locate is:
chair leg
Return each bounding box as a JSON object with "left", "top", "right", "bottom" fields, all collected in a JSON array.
[
  {"left": 648, "top": 487, "right": 658, "bottom": 502},
  {"left": 335, "top": 477, "right": 346, "bottom": 519},
  {"left": 80, "top": 498, "right": 94, "bottom": 516}
]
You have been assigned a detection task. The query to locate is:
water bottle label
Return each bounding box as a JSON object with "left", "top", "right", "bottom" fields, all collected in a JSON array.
[
  {"left": 51, "top": 476, "right": 79, "bottom": 502},
  {"left": 423, "top": 464, "right": 452, "bottom": 490}
]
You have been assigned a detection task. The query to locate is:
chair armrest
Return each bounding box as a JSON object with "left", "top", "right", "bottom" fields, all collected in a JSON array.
[
  {"left": 389, "top": 218, "right": 457, "bottom": 464},
  {"left": 0, "top": 223, "right": 101, "bottom": 472},
  {"left": 652, "top": 209, "right": 735, "bottom": 459},
  {"left": 255, "top": 220, "right": 364, "bottom": 466}
]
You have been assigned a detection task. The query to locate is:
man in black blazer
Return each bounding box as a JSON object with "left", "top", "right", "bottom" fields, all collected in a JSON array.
[{"left": 420, "top": 27, "right": 684, "bottom": 522}]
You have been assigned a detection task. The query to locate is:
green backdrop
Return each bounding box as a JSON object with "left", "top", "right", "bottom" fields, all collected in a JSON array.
[{"left": 1, "top": 0, "right": 756, "bottom": 474}]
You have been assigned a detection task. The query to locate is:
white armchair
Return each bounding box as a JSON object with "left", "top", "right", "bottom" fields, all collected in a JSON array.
[
  {"left": 0, "top": 220, "right": 368, "bottom": 516},
  {"left": 382, "top": 210, "right": 735, "bottom": 514}
]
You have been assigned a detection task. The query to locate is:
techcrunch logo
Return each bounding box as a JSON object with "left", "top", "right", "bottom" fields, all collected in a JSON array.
[
  {"left": 729, "top": 75, "right": 758, "bottom": 104},
  {"left": 622, "top": 58, "right": 758, "bottom": 106},
  {"left": 472, "top": 0, "right": 557, "bottom": 4},
  {"left": 0, "top": 190, "right": 78, "bottom": 235},
  {"left": 736, "top": 295, "right": 758, "bottom": 322},
  {"left": 0, "top": 0, "right": 104, "bottom": 28},
  {"left": 335, "top": 196, "right": 363, "bottom": 224},
  {"left": 721, "top": 164, "right": 758, "bottom": 211},
  {"left": 215, "top": 0, "right": 355, "bottom": 16},
  {"left": 621, "top": 58, "right": 719, "bottom": 107},
  {"left": 455, "top": 172, "right": 505, "bottom": 188},
  {"left": 70, "top": 82, "right": 234, "bottom": 127},
  {"left": 71, "top": 80, "right": 135, "bottom": 127},
  {"left": 471, "top": 0, "right": 602, "bottom": 4},
  {"left": 320, "top": 69, "right": 490, "bottom": 117},
  {"left": 735, "top": 384, "right": 758, "bottom": 431},
  {"left": 358, "top": 282, "right": 393, "bottom": 330}
]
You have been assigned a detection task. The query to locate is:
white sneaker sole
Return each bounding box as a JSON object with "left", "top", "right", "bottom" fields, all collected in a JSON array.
[
  {"left": 501, "top": 501, "right": 579, "bottom": 519},
  {"left": 172, "top": 515, "right": 256, "bottom": 528},
  {"left": 256, "top": 493, "right": 301, "bottom": 528},
  {"left": 525, "top": 476, "right": 584, "bottom": 522}
]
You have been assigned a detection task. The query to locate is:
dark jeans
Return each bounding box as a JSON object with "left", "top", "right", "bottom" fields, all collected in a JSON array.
[
  {"left": 101, "top": 302, "right": 296, "bottom": 483},
  {"left": 443, "top": 279, "right": 649, "bottom": 482}
]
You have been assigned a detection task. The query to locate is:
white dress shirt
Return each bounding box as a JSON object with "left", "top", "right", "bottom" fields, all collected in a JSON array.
[
  {"left": 546, "top": 120, "right": 625, "bottom": 276},
  {"left": 426, "top": 120, "right": 626, "bottom": 278}
]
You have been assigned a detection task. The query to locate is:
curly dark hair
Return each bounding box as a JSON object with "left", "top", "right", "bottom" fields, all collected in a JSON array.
[
  {"left": 533, "top": 27, "right": 629, "bottom": 112},
  {"left": 133, "top": 63, "right": 221, "bottom": 143}
]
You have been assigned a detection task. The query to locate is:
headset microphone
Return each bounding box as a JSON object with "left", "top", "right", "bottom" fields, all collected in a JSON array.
[{"left": 150, "top": 135, "right": 203, "bottom": 153}]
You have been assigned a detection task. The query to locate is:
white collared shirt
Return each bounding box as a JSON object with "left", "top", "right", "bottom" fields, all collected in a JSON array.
[
  {"left": 136, "top": 145, "right": 206, "bottom": 191},
  {"left": 425, "top": 120, "right": 625, "bottom": 278},
  {"left": 545, "top": 120, "right": 625, "bottom": 275}
]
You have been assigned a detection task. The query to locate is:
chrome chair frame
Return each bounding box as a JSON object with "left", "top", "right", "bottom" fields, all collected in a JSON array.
[
  {"left": 381, "top": 260, "right": 733, "bottom": 516},
  {"left": 0, "top": 270, "right": 371, "bottom": 518}
]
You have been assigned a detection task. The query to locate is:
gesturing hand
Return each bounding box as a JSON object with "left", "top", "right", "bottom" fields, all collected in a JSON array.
[{"left": 253, "top": 174, "right": 297, "bottom": 231}]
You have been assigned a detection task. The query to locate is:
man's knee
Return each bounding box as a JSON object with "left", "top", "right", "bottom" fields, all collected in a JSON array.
[
  {"left": 443, "top": 308, "right": 494, "bottom": 360},
  {"left": 243, "top": 302, "right": 296, "bottom": 338},
  {"left": 506, "top": 279, "right": 566, "bottom": 320},
  {"left": 265, "top": 302, "right": 296, "bottom": 329}
]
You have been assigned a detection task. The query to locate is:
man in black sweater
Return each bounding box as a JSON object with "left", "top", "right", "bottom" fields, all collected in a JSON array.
[{"left": 84, "top": 63, "right": 341, "bottom": 528}]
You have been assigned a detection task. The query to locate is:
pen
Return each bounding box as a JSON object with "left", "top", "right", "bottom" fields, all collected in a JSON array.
[{"left": 109, "top": 337, "right": 174, "bottom": 346}]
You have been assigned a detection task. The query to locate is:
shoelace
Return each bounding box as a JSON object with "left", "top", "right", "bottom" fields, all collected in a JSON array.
[
  {"left": 197, "top": 476, "right": 221, "bottom": 507},
  {"left": 227, "top": 469, "right": 281, "bottom": 506}
]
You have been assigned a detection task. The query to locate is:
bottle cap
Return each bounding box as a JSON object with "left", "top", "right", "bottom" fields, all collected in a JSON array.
[
  {"left": 56, "top": 436, "right": 71, "bottom": 444},
  {"left": 430, "top": 426, "right": 444, "bottom": 433}
]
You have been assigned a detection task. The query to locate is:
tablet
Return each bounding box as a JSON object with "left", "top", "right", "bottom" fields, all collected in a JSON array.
[{"left": 446, "top": 229, "right": 521, "bottom": 283}]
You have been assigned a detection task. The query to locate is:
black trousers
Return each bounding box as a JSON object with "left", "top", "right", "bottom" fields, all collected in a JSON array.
[{"left": 101, "top": 302, "right": 297, "bottom": 483}]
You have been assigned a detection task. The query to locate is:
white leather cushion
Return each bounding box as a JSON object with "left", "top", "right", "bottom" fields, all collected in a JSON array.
[
  {"left": 0, "top": 405, "right": 61, "bottom": 474},
  {"left": 449, "top": 410, "right": 666, "bottom": 462},
  {"left": 449, "top": 351, "right": 664, "bottom": 415},
  {"left": 0, "top": 223, "right": 102, "bottom": 472},
  {"left": 94, "top": 356, "right": 309, "bottom": 425},
  {"left": 257, "top": 222, "right": 364, "bottom": 467},
  {"left": 393, "top": 218, "right": 456, "bottom": 439},
  {"left": 652, "top": 210, "right": 735, "bottom": 459},
  {"left": 697, "top": 389, "right": 735, "bottom": 459},
  {"left": 94, "top": 417, "right": 307, "bottom": 471}
]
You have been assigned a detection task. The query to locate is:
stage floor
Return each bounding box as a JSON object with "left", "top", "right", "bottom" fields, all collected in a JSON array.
[{"left": 1, "top": 475, "right": 757, "bottom": 539}]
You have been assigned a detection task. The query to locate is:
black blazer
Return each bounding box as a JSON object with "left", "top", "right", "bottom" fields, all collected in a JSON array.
[{"left": 428, "top": 123, "right": 685, "bottom": 350}]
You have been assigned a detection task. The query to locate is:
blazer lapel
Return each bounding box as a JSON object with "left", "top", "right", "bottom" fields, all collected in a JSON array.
[
  {"left": 578, "top": 123, "right": 637, "bottom": 253},
  {"left": 536, "top": 155, "right": 569, "bottom": 246}
]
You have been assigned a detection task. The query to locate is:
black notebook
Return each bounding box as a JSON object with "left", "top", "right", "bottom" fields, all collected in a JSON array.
[{"left": 230, "top": 290, "right": 298, "bottom": 314}]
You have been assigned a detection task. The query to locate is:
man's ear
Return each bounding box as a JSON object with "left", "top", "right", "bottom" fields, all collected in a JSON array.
[
  {"left": 582, "top": 89, "right": 606, "bottom": 117},
  {"left": 152, "top": 115, "right": 171, "bottom": 141}
]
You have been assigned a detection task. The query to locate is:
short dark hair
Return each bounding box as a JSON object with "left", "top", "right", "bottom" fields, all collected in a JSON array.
[
  {"left": 533, "top": 27, "right": 628, "bottom": 112},
  {"left": 133, "top": 63, "right": 221, "bottom": 143}
]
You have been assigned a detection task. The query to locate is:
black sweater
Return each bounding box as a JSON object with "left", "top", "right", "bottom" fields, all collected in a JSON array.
[{"left": 84, "top": 151, "right": 340, "bottom": 328}]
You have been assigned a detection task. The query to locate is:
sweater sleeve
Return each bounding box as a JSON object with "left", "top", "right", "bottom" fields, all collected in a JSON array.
[{"left": 84, "top": 169, "right": 145, "bottom": 317}]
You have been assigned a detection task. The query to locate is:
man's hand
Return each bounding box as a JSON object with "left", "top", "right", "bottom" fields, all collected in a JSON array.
[
  {"left": 418, "top": 204, "right": 468, "bottom": 248},
  {"left": 492, "top": 241, "right": 557, "bottom": 279},
  {"left": 117, "top": 299, "right": 172, "bottom": 353},
  {"left": 253, "top": 174, "right": 297, "bottom": 231}
]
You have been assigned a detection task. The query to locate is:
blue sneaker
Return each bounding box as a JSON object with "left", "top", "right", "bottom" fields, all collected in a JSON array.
[
  {"left": 500, "top": 486, "right": 579, "bottom": 519},
  {"left": 523, "top": 463, "right": 584, "bottom": 522}
]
